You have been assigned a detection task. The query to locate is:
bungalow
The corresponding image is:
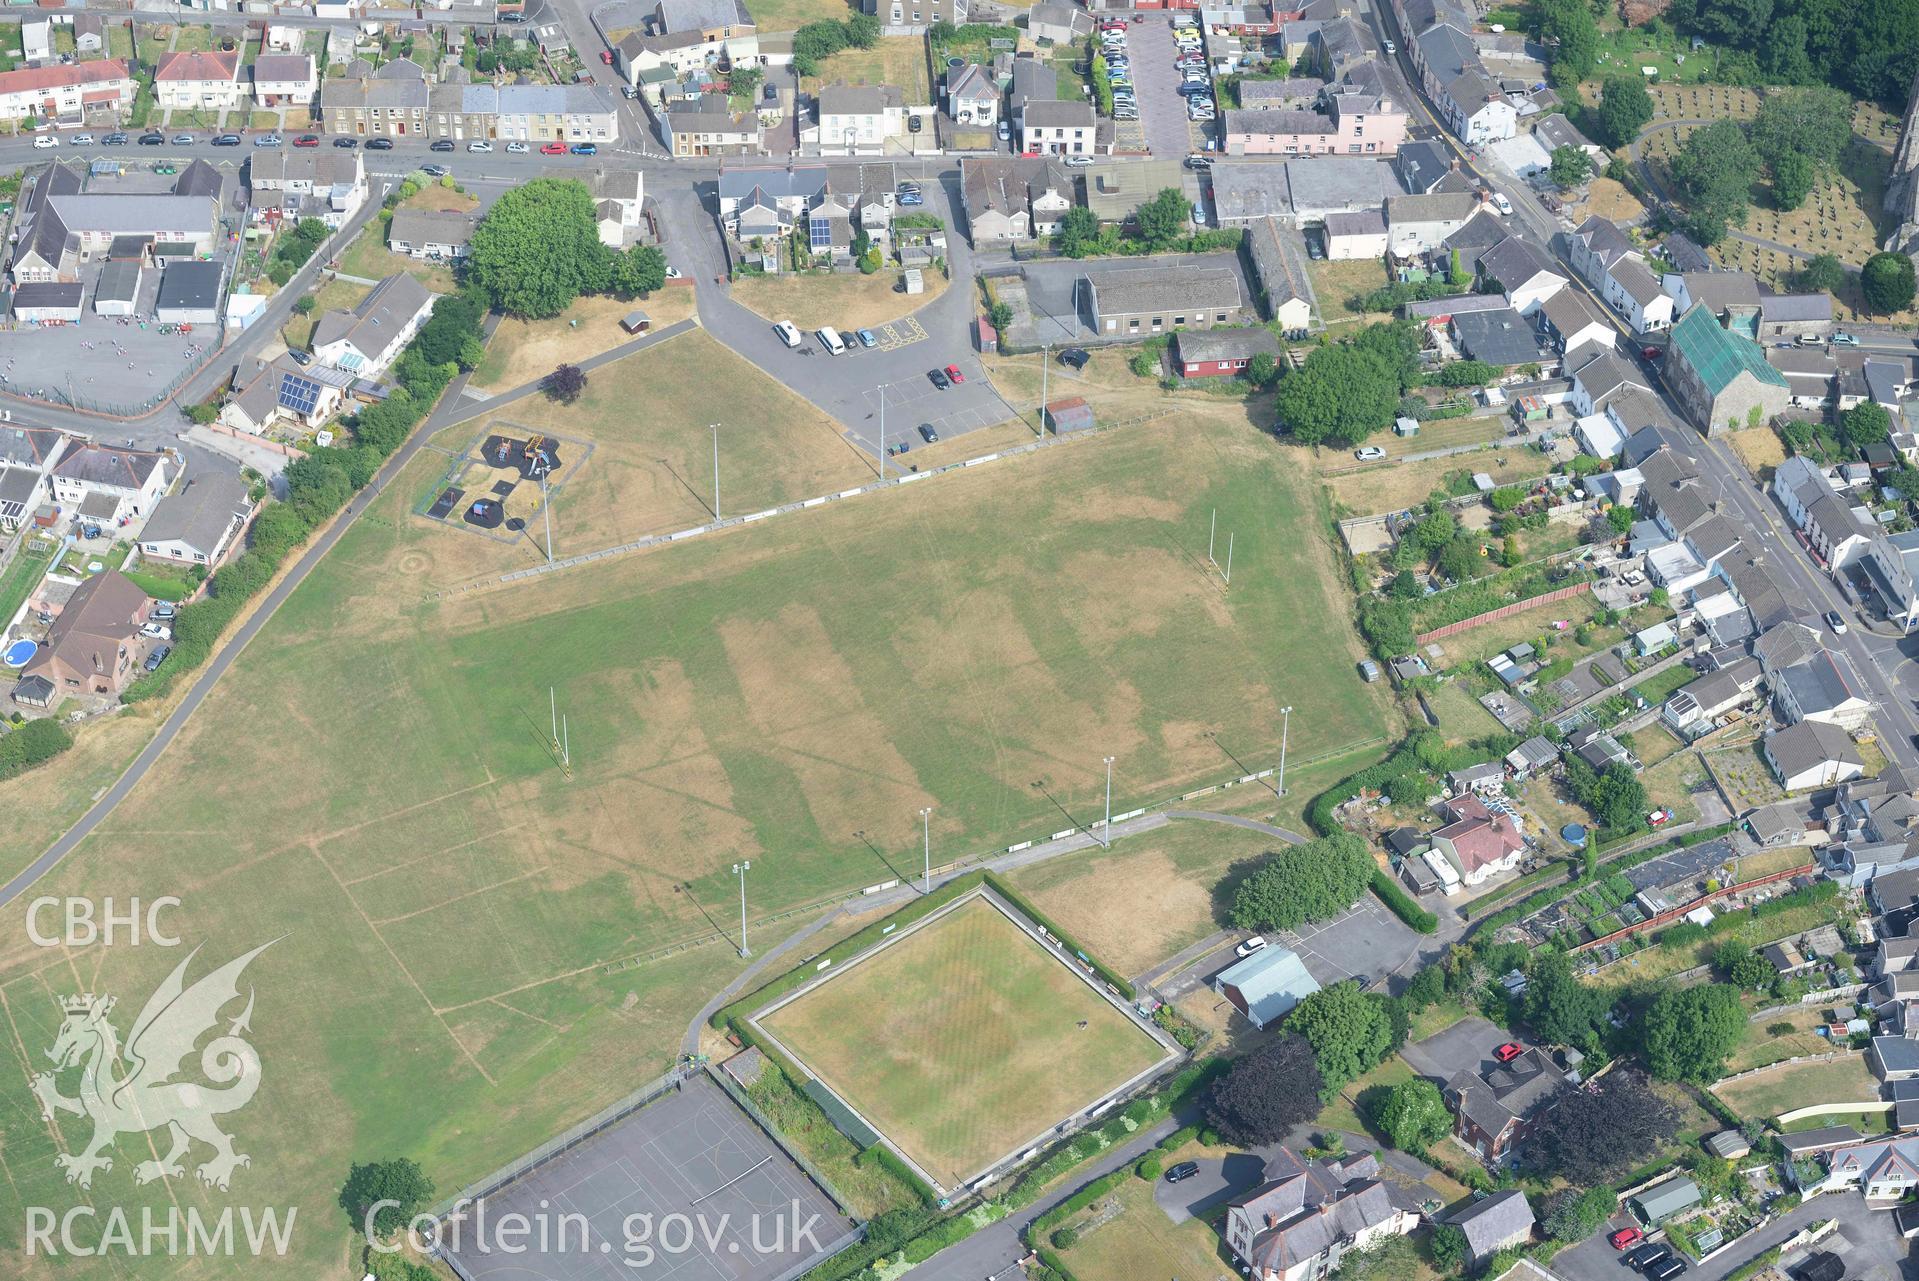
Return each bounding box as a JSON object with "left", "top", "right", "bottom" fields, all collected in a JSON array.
[
  {"left": 310, "top": 272, "right": 434, "bottom": 379},
  {"left": 1765, "top": 720, "right": 1865, "bottom": 792},
  {"left": 1174, "top": 329, "right": 1282, "bottom": 379},
  {"left": 137, "top": 472, "right": 252, "bottom": 567},
  {"left": 1087, "top": 266, "right": 1248, "bottom": 338},
  {"left": 1224, "top": 1149, "right": 1419, "bottom": 1281},
  {"left": 1213, "top": 944, "right": 1321, "bottom": 1029},
  {"left": 387, "top": 208, "right": 477, "bottom": 260},
  {"left": 19, "top": 570, "right": 150, "bottom": 700}
]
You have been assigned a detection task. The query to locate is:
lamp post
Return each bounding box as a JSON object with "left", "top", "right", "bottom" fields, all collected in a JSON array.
[
  {"left": 711, "top": 422, "right": 720, "bottom": 521},
  {"left": 919, "top": 806, "right": 933, "bottom": 893},
  {"left": 1278, "top": 707, "right": 1293, "bottom": 798},
  {"left": 732, "top": 861, "right": 751, "bottom": 958},
  {"left": 1102, "top": 756, "right": 1115, "bottom": 848}
]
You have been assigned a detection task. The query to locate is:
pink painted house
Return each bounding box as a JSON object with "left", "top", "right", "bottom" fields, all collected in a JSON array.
[{"left": 1222, "top": 88, "right": 1408, "bottom": 157}]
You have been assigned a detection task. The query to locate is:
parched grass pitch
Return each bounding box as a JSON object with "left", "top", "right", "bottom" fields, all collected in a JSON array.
[{"left": 754, "top": 892, "right": 1176, "bottom": 1192}]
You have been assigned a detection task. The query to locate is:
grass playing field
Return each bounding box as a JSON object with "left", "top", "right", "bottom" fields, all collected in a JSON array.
[
  {"left": 0, "top": 386, "right": 1390, "bottom": 1273},
  {"left": 759, "top": 894, "right": 1170, "bottom": 1189}
]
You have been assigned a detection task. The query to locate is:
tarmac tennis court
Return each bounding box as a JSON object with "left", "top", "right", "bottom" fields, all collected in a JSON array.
[{"left": 442, "top": 1075, "right": 857, "bottom": 1281}]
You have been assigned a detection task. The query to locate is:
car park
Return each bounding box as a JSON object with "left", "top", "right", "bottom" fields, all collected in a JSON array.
[
  {"left": 817, "top": 326, "right": 847, "bottom": 355},
  {"left": 366, "top": 137, "right": 393, "bottom": 149},
  {"left": 333, "top": 137, "right": 358, "bottom": 147},
  {"left": 572, "top": 142, "right": 598, "bottom": 155},
  {"left": 1354, "top": 445, "right": 1386, "bottom": 460},
  {"left": 928, "top": 367, "right": 951, "bottom": 390},
  {"left": 104, "top": 133, "right": 127, "bottom": 145},
  {"left": 431, "top": 138, "right": 455, "bottom": 151},
  {"left": 212, "top": 134, "right": 240, "bottom": 146},
  {"left": 294, "top": 134, "right": 320, "bottom": 147},
  {"left": 256, "top": 134, "right": 282, "bottom": 147},
  {"left": 507, "top": 140, "right": 529, "bottom": 153},
  {"left": 468, "top": 140, "right": 493, "bottom": 152},
  {"left": 138, "top": 132, "right": 164, "bottom": 145},
  {"left": 540, "top": 142, "right": 567, "bottom": 155}
]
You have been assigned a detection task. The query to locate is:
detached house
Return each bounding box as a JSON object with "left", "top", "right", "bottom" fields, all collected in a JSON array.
[
  {"left": 1765, "top": 720, "right": 1865, "bottom": 792},
  {"left": 945, "top": 63, "right": 998, "bottom": 127},
  {"left": 310, "top": 272, "right": 434, "bottom": 379},
  {"left": 1429, "top": 791, "right": 1525, "bottom": 887},
  {"left": 812, "top": 83, "right": 907, "bottom": 156},
  {"left": 138, "top": 472, "right": 253, "bottom": 567},
  {"left": 50, "top": 443, "right": 167, "bottom": 523},
  {"left": 156, "top": 50, "right": 242, "bottom": 113},
  {"left": 1020, "top": 99, "right": 1096, "bottom": 157},
  {"left": 1224, "top": 1149, "right": 1418, "bottom": 1281},
  {"left": 1446, "top": 1048, "right": 1564, "bottom": 1162},
  {"left": 18, "top": 570, "right": 150, "bottom": 701}
]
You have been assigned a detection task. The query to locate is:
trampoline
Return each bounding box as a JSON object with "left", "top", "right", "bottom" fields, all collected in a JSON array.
[{"left": 3, "top": 640, "right": 37, "bottom": 668}]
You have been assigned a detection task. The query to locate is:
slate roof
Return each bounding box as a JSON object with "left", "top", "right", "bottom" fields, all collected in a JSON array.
[
  {"left": 52, "top": 443, "right": 162, "bottom": 491},
  {"left": 1231, "top": 1149, "right": 1408, "bottom": 1278},
  {"left": 1176, "top": 328, "right": 1283, "bottom": 364},
  {"left": 1767, "top": 719, "right": 1862, "bottom": 780},
  {"left": 1452, "top": 306, "right": 1541, "bottom": 365},
  {"left": 1448, "top": 1190, "right": 1535, "bottom": 1260},
  {"left": 1781, "top": 650, "right": 1869, "bottom": 716},
  {"left": 140, "top": 472, "right": 249, "bottom": 556},
  {"left": 1090, "top": 266, "right": 1242, "bottom": 317},
  {"left": 156, "top": 260, "right": 222, "bottom": 313},
  {"left": 312, "top": 272, "right": 432, "bottom": 356},
  {"left": 1573, "top": 215, "right": 1634, "bottom": 270},
  {"left": 388, "top": 208, "right": 477, "bottom": 247},
  {"left": 1478, "top": 235, "right": 1561, "bottom": 291}
]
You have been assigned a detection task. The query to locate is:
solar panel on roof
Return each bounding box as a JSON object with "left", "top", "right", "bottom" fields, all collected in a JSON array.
[{"left": 279, "top": 373, "right": 323, "bottom": 415}]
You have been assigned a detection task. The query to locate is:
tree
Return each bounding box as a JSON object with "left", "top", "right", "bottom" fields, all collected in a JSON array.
[
  {"left": 1771, "top": 150, "right": 1815, "bottom": 211},
  {"left": 1643, "top": 983, "right": 1746, "bottom": 1083},
  {"left": 1862, "top": 251, "right": 1917, "bottom": 314},
  {"left": 1373, "top": 1078, "right": 1450, "bottom": 1152},
  {"left": 1431, "top": 1224, "right": 1469, "bottom": 1273},
  {"left": 1055, "top": 206, "right": 1100, "bottom": 257},
  {"left": 1437, "top": 532, "right": 1482, "bottom": 582},
  {"left": 1203, "top": 1034, "right": 1324, "bottom": 1144},
  {"left": 1751, "top": 85, "right": 1853, "bottom": 171},
  {"left": 1713, "top": 940, "right": 1775, "bottom": 989},
  {"left": 1524, "top": 950, "right": 1612, "bottom": 1054},
  {"left": 293, "top": 294, "right": 318, "bottom": 316},
  {"left": 1134, "top": 187, "right": 1190, "bottom": 250},
  {"left": 1760, "top": 13, "right": 1814, "bottom": 82},
  {"left": 1567, "top": 757, "right": 1647, "bottom": 832},
  {"left": 1232, "top": 833, "right": 1375, "bottom": 931},
  {"left": 1289, "top": 981, "right": 1393, "bottom": 1095},
  {"left": 1593, "top": 75, "right": 1655, "bottom": 149},
  {"left": 1527, "top": 1071, "right": 1678, "bottom": 1183},
  {"left": 727, "top": 66, "right": 764, "bottom": 104},
  {"left": 1246, "top": 350, "right": 1279, "bottom": 387},
  {"left": 1841, "top": 400, "right": 1893, "bottom": 452},
  {"left": 1669, "top": 120, "right": 1760, "bottom": 245},
  {"left": 543, "top": 363, "right": 587, "bottom": 405},
  {"left": 466, "top": 178, "right": 609, "bottom": 318},
  {"left": 1543, "top": 1187, "right": 1619, "bottom": 1242},
  {"left": 607, "top": 244, "right": 667, "bottom": 297},
  {"left": 340, "top": 1158, "right": 435, "bottom": 1239},
  {"left": 1799, "top": 252, "right": 1847, "bottom": 294},
  {"left": 1550, "top": 144, "right": 1594, "bottom": 188},
  {"left": 1274, "top": 341, "right": 1400, "bottom": 446},
  {"left": 1439, "top": 359, "right": 1498, "bottom": 388},
  {"left": 1534, "top": 0, "right": 1599, "bottom": 80},
  {"left": 986, "top": 300, "right": 1014, "bottom": 334},
  {"left": 1607, "top": 504, "right": 1636, "bottom": 534}
]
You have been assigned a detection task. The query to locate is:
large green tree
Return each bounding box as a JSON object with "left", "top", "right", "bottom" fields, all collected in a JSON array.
[
  {"left": 1372, "top": 1078, "right": 1450, "bottom": 1152},
  {"left": 1527, "top": 1071, "right": 1677, "bottom": 1182},
  {"left": 1593, "top": 75, "right": 1655, "bottom": 149},
  {"left": 1524, "top": 950, "right": 1612, "bottom": 1053},
  {"left": 607, "top": 243, "right": 668, "bottom": 298},
  {"left": 1134, "top": 187, "right": 1190, "bottom": 250},
  {"left": 1643, "top": 983, "right": 1746, "bottom": 1083},
  {"left": 466, "top": 178, "right": 609, "bottom": 318},
  {"left": 1840, "top": 400, "right": 1893, "bottom": 451},
  {"left": 1534, "top": 0, "right": 1600, "bottom": 81},
  {"left": 1799, "top": 252, "right": 1847, "bottom": 294},
  {"left": 1770, "top": 150, "right": 1815, "bottom": 211},
  {"left": 1550, "top": 145, "right": 1594, "bottom": 188},
  {"left": 340, "top": 1158, "right": 435, "bottom": 1239},
  {"left": 1231, "top": 832, "right": 1376, "bottom": 931},
  {"left": 1751, "top": 85, "right": 1852, "bottom": 170},
  {"left": 1289, "top": 980, "right": 1393, "bottom": 1096},
  {"left": 1055, "top": 206, "right": 1100, "bottom": 257},
  {"left": 1862, "top": 251, "right": 1917, "bottom": 314},
  {"left": 1668, "top": 119, "right": 1760, "bottom": 245},
  {"left": 1274, "top": 342, "right": 1401, "bottom": 446}
]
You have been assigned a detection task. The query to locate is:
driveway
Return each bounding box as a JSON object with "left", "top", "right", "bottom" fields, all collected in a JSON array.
[
  {"left": 1399, "top": 1016, "right": 1513, "bottom": 1083},
  {"left": 1123, "top": 16, "right": 1199, "bottom": 159},
  {"left": 1154, "top": 1131, "right": 1454, "bottom": 1225},
  {"left": 1554, "top": 1195, "right": 1915, "bottom": 1281}
]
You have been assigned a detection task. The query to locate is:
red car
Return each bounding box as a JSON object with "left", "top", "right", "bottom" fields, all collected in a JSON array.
[
  {"left": 293, "top": 135, "right": 320, "bottom": 147},
  {"left": 944, "top": 364, "right": 965, "bottom": 384},
  {"left": 1494, "top": 1042, "right": 1524, "bottom": 1063},
  {"left": 1642, "top": 345, "right": 1663, "bottom": 360},
  {"left": 540, "top": 141, "right": 568, "bottom": 155},
  {"left": 600, "top": 49, "right": 614, "bottom": 63},
  {"left": 1611, "top": 1228, "right": 1645, "bottom": 1251}
]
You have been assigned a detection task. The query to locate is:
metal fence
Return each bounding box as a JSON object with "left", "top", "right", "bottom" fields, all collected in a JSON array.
[{"left": 703, "top": 1064, "right": 858, "bottom": 1218}]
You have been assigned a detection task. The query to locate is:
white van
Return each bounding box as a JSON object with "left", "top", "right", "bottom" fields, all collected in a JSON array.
[
  {"left": 817, "top": 326, "right": 847, "bottom": 355},
  {"left": 774, "top": 320, "right": 802, "bottom": 348}
]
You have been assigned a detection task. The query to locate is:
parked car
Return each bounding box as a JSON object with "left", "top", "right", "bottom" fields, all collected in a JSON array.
[
  {"left": 1826, "top": 609, "right": 1849, "bottom": 634},
  {"left": 431, "top": 138, "right": 455, "bottom": 151},
  {"left": 1164, "top": 1161, "right": 1201, "bottom": 1184},
  {"left": 540, "top": 141, "right": 567, "bottom": 155},
  {"left": 211, "top": 134, "right": 241, "bottom": 146},
  {"left": 571, "top": 142, "right": 598, "bottom": 155},
  {"left": 1064, "top": 155, "right": 1091, "bottom": 166},
  {"left": 366, "top": 137, "right": 394, "bottom": 149},
  {"left": 103, "top": 132, "right": 128, "bottom": 145},
  {"left": 1625, "top": 1244, "right": 1670, "bottom": 1271},
  {"left": 1184, "top": 153, "right": 1212, "bottom": 169},
  {"left": 998, "top": 121, "right": 1010, "bottom": 140},
  {"left": 1384, "top": 38, "right": 1397, "bottom": 52},
  {"left": 856, "top": 328, "right": 878, "bottom": 348},
  {"left": 31, "top": 135, "right": 57, "bottom": 149},
  {"left": 294, "top": 135, "right": 320, "bottom": 147},
  {"left": 468, "top": 140, "right": 493, "bottom": 152},
  {"left": 255, "top": 134, "right": 282, "bottom": 147},
  {"left": 143, "top": 645, "right": 172, "bottom": 672},
  {"left": 944, "top": 363, "right": 965, "bottom": 384},
  {"left": 1610, "top": 1229, "right": 1644, "bottom": 1252},
  {"left": 287, "top": 348, "right": 313, "bottom": 365},
  {"left": 1494, "top": 1041, "right": 1524, "bottom": 1062},
  {"left": 908, "top": 114, "right": 923, "bottom": 133},
  {"left": 72, "top": 133, "right": 94, "bottom": 145},
  {"left": 1354, "top": 445, "right": 1386, "bottom": 460},
  {"left": 1833, "top": 331, "right": 1860, "bottom": 345},
  {"left": 1235, "top": 935, "right": 1267, "bottom": 958},
  {"left": 333, "top": 137, "right": 358, "bottom": 148},
  {"left": 1491, "top": 192, "right": 1514, "bottom": 215},
  {"left": 600, "top": 49, "right": 614, "bottom": 63},
  {"left": 507, "top": 140, "right": 529, "bottom": 153},
  {"left": 1649, "top": 1258, "right": 1686, "bottom": 1281},
  {"left": 928, "top": 367, "right": 951, "bottom": 390},
  {"left": 152, "top": 601, "right": 177, "bottom": 619},
  {"left": 898, "top": 190, "right": 923, "bottom": 205},
  {"left": 918, "top": 423, "right": 939, "bottom": 443},
  {"left": 138, "top": 132, "right": 165, "bottom": 145},
  {"left": 139, "top": 623, "right": 172, "bottom": 641}
]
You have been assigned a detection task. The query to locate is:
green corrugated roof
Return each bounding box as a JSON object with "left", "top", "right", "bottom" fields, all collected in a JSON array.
[{"left": 1671, "top": 303, "right": 1787, "bottom": 396}]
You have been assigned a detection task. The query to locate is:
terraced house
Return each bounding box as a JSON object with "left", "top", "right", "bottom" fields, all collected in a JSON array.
[
  {"left": 0, "top": 61, "right": 135, "bottom": 126},
  {"left": 322, "top": 61, "right": 430, "bottom": 137}
]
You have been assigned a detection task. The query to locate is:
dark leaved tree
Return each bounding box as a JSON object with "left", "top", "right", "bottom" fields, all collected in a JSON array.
[
  {"left": 1203, "top": 1034, "right": 1323, "bottom": 1145},
  {"left": 544, "top": 363, "right": 587, "bottom": 405}
]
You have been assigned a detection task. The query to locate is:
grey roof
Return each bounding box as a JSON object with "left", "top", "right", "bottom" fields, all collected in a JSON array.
[
  {"left": 1613, "top": 256, "right": 1665, "bottom": 307},
  {"left": 312, "top": 271, "right": 432, "bottom": 355},
  {"left": 1573, "top": 215, "right": 1634, "bottom": 270},
  {"left": 819, "top": 82, "right": 907, "bottom": 117},
  {"left": 140, "top": 472, "right": 249, "bottom": 555},
  {"left": 1452, "top": 306, "right": 1541, "bottom": 366},
  {"left": 498, "top": 83, "right": 617, "bottom": 116},
  {"left": 325, "top": 75, "right": 429, "bottom": 111},
  {"left": 250, "top": 149, "right": 361, "bottom": 187},
  {"left": 718, "top": 162, "right": 897, "bottom": 204},
  {"left": 155, "top": 261, "right": 222, "bottom": 312},
  {"left": 1762, "top": 292, "right": 1833, "bottom": 324},
  {"left": 1634, "top": 1178, "right": 1701, "bottom": 1221},
  {"left": 372, "top": 56, "right": 425, "bottom": 80},
  {"left": 0, "top": 427, "right": 65, "bottom": 470},
  {"left": 46, "top": 194, "right": 216, "bottom": 237},
  {"left": 1394, "top": 139, "right": 1455, "bottom": 193},
  {"left": 1768, "top": 719, "right": 1863, "bottom": 779},
  {"left": 1781, "top": 650, "right": 1869, "bottom": 715},
  {"left": 1176, "top": 328, "right": 1282, "bottom": 364},
  {"left": 1877, "top": 1036, "right": 1919, "bottom": 1075},
  {"left": 1386, "top": 191, "right": 1478, "bottom": 225},
  {"left": 1448, "top": 1190, "right": 1535, "bottom": 1260},
  {"left": 1238, "top": 76, "right": 1327, "bottom": 106},
  {"left": 172, "top": 159, "right": 224, "bottom": 200},
  {"left": 1324, "top": 208, "right": 1386, "bottom": 237},
  {"left": 1227, "top": 107, "right": 1335, "bottom": 137},
  {"left": 1535, "top": 113, "right": 1597, "bottom": 155},
  {"left": 52, "top": 443, "right": 163, "bottom": 490},
  {"left": 1244, "top": 217, "right": 1316, "bottom": 312},
  {"left": 1022, "top": 98, "right": 1095, "bottom": 128},
  {"left": 1091, "top": 266, "right": 1242, "bottom": 317},
  {"left": 94, "top": 260, "right": 142, "bottom": 305},
  {"left": 13, "top": 282, "right": 83, "bottom": 312},
  {"left": 1478, "top": 235, "right": 1562, "bottom": 291},
  {"left": 1416, "top": 22, "right": 1479, "bottom": 83},
  {"left": 1780, "top": 1125, "right": 1865, "bottom": 1154},
  {"left": 1442, "top": 210, "right": 1509, "bottom": 255},
  {"left": 252, "top": 53, "right": 313, "bottom": 83},
  {"left": 656, "top": 0, "right": 750, "bottom": 31},
  {"left": 1010, "top": 59, "right": 1057, "bottom": 107},
  {"left": 1539, "top": 287, "right": 1608, "bottom": 342},
  {"left": 1282, "top": 156, "right": 1400, "bottom": 212},
  {"left": 388, "top": 208, "right": 477, "bottom": 247},
  {"left": 1406, "top": 293, "right": 1510, "bottom": 320},
  {"left": 1678, "top": 269, "right": 1761, "bottom": 315}
]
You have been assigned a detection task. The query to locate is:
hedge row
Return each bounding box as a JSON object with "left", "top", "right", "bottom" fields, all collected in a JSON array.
[
  {"left": 983, "top": 872, "right": 1135, "bottom": 1000},
  {"left": 857, "top": 1142, "right": 937, "bottom": 1209},
  {"left": 1369, "top": 868, "right": 1437, "bottom": 933},
  {"left": 711, "top": 873, "right": 986, "bottom": 1029}
]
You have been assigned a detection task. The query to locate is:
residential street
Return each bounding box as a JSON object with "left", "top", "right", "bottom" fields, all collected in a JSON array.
[{"left": 1555, "top": 1195, "right": 1912, "bottom": 1281}]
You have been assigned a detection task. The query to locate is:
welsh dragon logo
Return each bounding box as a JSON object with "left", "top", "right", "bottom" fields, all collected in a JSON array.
[{"left": 32, "top": 941, "right": 274, "bottom": 1193}]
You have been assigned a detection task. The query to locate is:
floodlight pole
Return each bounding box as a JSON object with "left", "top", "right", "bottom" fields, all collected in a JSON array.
[
  {"left": 1278, "top": 706, "right": 1293, "bottom": 798},
  {"left": 561, "top": 713, "right": 570, "bottom": 768},
  {"left": 711, "top": 422, "right": 720, "bottom": 521},
  {"left": 920, "top": 806, "right": 933, "bottom": 893},
  {"left": 733, "top": 861, "right": 752, "bottom": 957},
  {"left": 1040, "top": 342, "right": 1050, "bottom": 432},
  {"left": 1102, "top": 756, "right": 1115, "bottom": 849}
]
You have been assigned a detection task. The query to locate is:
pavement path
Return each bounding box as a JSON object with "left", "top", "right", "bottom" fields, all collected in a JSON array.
[{"left": 433, "top": 316, "right": 699, "bottom": 431}]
